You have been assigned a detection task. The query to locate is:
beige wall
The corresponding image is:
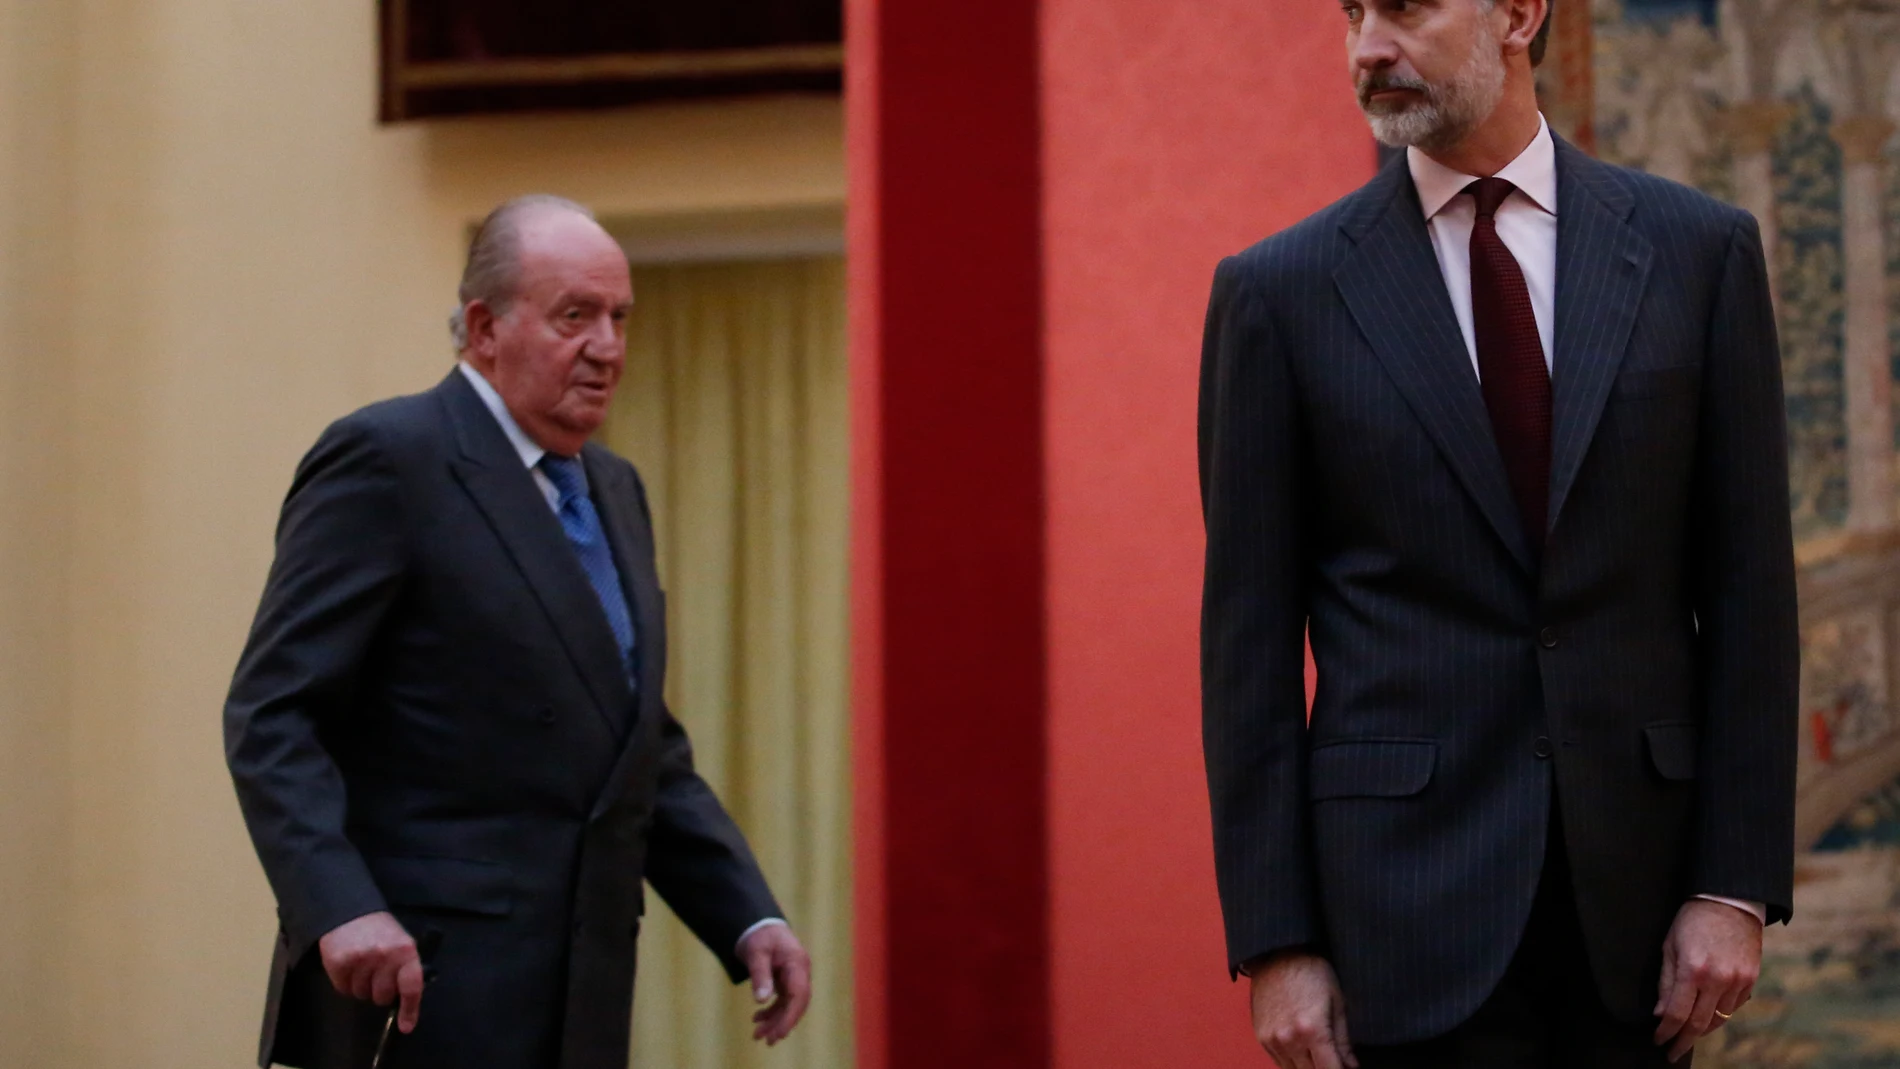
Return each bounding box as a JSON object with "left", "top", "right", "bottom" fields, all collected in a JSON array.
[
  {"left": 0, "top": 1, "right": 842, "bottom": 1065},
  {"left": 0, "top": 0, "right": 76, "bottom": 1063}
]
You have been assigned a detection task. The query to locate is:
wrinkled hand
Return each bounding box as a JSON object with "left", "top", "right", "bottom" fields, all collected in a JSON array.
[
  {"left": 1250, "top": 950, "right": 1358, "bottom": 1069},
  {"left": 318, "top": 911, "right": 425, "bottom": 1034},
  {"left": 1654, "top": 900, "right": 1761, "bottom": 1063},
  {"left": 740, "top": 923, "right": 812, "bottom": 1046}
]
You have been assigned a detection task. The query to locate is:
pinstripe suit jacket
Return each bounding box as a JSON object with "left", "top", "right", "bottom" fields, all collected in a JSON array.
[{"left": 1198, "top": 137, "right": 1799, "bottom": 1044}]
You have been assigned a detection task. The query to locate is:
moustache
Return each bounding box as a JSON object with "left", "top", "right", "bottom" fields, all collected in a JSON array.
[{"left": 1358, "top": 71, "right": 1431, "bottom": 109}]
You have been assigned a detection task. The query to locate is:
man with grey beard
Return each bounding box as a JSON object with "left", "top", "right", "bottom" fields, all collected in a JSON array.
[{"left": 1198, "top": 1, "right": 1797, "bottom": 1066}]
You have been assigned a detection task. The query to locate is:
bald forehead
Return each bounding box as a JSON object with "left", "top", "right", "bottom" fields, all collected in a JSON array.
[{"left": 513, "top": 207, "right": 623, "bottom": 265}]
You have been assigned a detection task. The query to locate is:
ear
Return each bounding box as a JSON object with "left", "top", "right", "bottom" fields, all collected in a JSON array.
[
  {"left": 463, "top": 300, "right": 501, "bottom": 366},
  {"left": 1498, "top": 0, "right": 1548, "bottom": 58}
]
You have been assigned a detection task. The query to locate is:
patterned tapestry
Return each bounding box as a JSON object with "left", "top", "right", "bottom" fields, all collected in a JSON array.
[{"left": 1547, "top": 1, "right": 1900, "bottom": 1063}]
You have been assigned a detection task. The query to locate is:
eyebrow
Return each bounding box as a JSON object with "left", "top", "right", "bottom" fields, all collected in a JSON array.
[{"left": 553, "top": 292, "right": 633, "bottom": 313}]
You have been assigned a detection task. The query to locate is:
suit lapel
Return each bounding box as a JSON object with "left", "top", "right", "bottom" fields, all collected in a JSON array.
[
  {"left": 438, "top": 372, "right": 634, "bottom": 741},
  {"left": 583, "top": 447, "right": 666, "bottom": 819},
  {"left": 1334, "top": 158, "right": 1537, "bottom": 574},
  {"left": 1547, "top": 138, "right": 1652, "bottom": 536}
]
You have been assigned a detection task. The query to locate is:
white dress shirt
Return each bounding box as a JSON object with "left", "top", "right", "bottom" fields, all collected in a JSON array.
[
  {"left": 1404, "top": 128, "right": 1766, "bottom": 927},
  {"left": 457, "top": 361, "right": 789, "bottom": 953},
  {"left": 1408, "top": 116, "right": 1559, "bottom": 378}
]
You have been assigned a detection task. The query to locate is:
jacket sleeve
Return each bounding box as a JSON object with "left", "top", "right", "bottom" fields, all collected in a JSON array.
[
  {"left": 224, "top": 415, "right": 407, "bottom": 958},
  {"left": 624, "top": 468, "right": 783, "bottom": 983},
  {"left": 1198, "top": 253, "right": 1320, "bottom": 973},
  {"left": 1688, "top": 214, "right": 1801, "bottom": 924},
  {"left": 644, "top": 701, "right": 785, "bottom": 984}
]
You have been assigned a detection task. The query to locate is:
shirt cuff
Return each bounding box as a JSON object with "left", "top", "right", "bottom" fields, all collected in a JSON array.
[
  {"left": 734, "top": 917, "right": 789, "bottom": 956},
  {"left": 1694, "top": 894, "right": 1767, "bottom": 925}
]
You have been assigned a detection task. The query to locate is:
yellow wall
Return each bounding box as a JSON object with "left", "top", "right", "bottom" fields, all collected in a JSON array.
[
  {"left": 0, "top": 1, "right": 842, "bottom": 1065},
  {"left": 0, "top": 0, "right": 75, "bottom": 1063}
]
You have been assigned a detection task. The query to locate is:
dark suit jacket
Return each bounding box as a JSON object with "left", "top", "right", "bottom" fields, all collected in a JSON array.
[
  {"left": 1198, "top": 138, "right": 1799, "bottom": 1044},
  {"left": 225, "top": 370, "right": 781, "bottom": 1069}
]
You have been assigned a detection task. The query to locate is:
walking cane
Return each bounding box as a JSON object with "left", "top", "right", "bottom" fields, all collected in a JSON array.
[{"left": 369, "top": 929, "right": 442, "bottom": 1069}]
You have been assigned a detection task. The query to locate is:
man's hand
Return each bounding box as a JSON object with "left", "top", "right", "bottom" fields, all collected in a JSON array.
[
  {"left": 318, "top": 911, "right": 425, "bottom": 1034},
  {"left": 1654, "top": 899, "right": 1761, "bottom": 1063},
  {"left": 739, "top": 923, "right": 812, "bottom": 1046},
  {"left": 1249, "top": 950, "right": 1358, "bottom": 1069}
]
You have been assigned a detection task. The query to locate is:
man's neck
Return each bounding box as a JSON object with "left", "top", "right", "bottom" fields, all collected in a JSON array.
[{"left": 1417, "top": 84, "right": 1542, "bottom": 178}]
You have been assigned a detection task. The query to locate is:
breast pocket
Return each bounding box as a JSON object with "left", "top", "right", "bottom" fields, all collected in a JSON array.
[
  {"left": 1601, "top": 364, "right": 1702, "bottom": 485},
  {"left": 1613, "top": 364, "right": 1700, "bottom": 400}
]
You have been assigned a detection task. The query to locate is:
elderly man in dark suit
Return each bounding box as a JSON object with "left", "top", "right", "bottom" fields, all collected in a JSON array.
[
  {"left": 1198, "top": 1, "right": 1798, "bottom": 1066},
  {"left": 226, "top": 195, "right": 811, "bottom": 1069}
]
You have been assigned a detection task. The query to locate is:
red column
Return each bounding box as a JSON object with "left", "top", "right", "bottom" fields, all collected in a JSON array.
[
  {"left": 849, "top": 1, "right": 1049, "bottom": 1068},
  {"left": 851, "top": 2, "right": 1371, "bottom": 1067}
]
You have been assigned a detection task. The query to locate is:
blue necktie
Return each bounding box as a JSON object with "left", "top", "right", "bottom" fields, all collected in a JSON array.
[{"left": 538, "top": 454, "right": 638, "bottom": 689}]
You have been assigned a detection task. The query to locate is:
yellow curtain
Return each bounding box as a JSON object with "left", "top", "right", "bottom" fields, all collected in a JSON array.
[{"left": 599, "top": 257, "right": 852, "bottom": 1069}]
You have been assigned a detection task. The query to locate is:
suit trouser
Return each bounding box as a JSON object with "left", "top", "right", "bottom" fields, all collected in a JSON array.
[{"left": 1355, "top": 815, "right": 1683, "bottom": 1069}]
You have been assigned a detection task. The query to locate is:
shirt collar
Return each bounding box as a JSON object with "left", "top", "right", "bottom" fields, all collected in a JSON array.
[
  {"left": 1407, "top": 114, "right": 1556, "bottom": 221},
  {"left": 457, "top": 361, "right": 547, "bottom": 471}
]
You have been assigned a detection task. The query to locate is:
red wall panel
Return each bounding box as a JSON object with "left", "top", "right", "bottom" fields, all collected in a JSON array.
[
  {"left": 849, "top": 1, "right": 1050, "bottom": 1067},
  {"left": 852, "top": 2, "right": 1373, "bottom": 1066},
  {"left": 1040, "top": 5, "right": 1370, "bottom": 1067}
]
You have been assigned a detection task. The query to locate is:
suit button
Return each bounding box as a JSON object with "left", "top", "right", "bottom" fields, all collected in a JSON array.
[
  {"left": 572, "top": 919, "right": 585, "bottom": 935},
  {"left": 1538, "top": 627, "right": 1559, "bottom": 649},
  {"left": 1534, "top": 736, "right": 1554, "bottom": 758},
  {"left": 535, "top": 706, "right": 556, "bottom": 725}
]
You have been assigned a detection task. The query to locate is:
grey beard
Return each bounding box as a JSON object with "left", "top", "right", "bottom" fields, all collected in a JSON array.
[
  {"left": 1369, "top": 102, "right": 1457, "bottom": 151},
  {"left": 1360, "top": 32, "right": 1506, "bottom": 153}
]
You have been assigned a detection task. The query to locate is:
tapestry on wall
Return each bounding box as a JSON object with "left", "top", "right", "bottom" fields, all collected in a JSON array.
[{"left": 1544, "top": 0, "right": 1900, "bottom": 1063}]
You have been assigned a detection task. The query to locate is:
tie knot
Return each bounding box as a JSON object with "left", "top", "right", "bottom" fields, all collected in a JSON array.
[
  {"left": 538, "top": 454, "right": 588, "bottom": 504},
  {"left": 1465, "top": 177, "right": 1516, "bottom": 220}
]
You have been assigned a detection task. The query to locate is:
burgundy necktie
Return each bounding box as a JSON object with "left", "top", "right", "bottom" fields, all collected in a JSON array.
[{"left": 1466, "top": 177, "right": 1551, "bottom": 555}]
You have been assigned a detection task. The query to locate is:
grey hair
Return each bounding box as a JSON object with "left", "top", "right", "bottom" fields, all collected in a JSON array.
[
  {"left": 1469, "top": 0, "right": 1554, "bottom": 67},
  {"left": 448, "top": 194, "right": 597, "bottom": 352}
]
